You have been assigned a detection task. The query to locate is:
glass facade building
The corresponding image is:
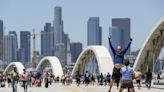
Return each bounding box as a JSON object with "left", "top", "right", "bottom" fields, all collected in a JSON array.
[
  {"left": 54, "top": 6, "right": 63, "bottom": 44},
  {"left": 41, "top": 23, "right": 54, "bottom": 56},
  {"left": 109, "top": 27, "right": 124, "bottom": 49},
  {"left": 112, "top": 18, "right": 131, "bottom": 55},
  {"left": 70, "top": 42, "right": 82, "bottom": 63},
  {"left": 87, "top": 17, "right": 102, "bottom": 45},
  {"left": 3, "top": 34, "right": 17, "bottom": 64},
  {"left": 0, "top": 20, "right": 3, "bottom": 60},
  {"left": 20, "top": 31, "right": 31, "bottom": 63}
]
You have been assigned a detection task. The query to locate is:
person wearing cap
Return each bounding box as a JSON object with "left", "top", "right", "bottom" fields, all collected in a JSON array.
[
  {"left": 10, "top": 66, "right": 19, "bottom": 92},
  {"left": 119, "top": 60, "right": 135, "bottom": 92},
  {"left": 108, "top": 36, "right": 132, "bottom": 92}
]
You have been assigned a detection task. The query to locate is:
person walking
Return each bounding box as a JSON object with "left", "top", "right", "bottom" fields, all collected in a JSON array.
[
  {"left": 84, "top": 71, "right": 90, "bottom": 86},
  {"left": 106, "top": 72, "right": 111, "bottom": 85},
  {"left": 11, "top": 66, "right": 19, "bottom": 92},
  {"left": 75, "top": 71, "right": 81, "bottom": 86},
  {"left": 108, "top": 36, "right": 132, "bottom": 92},
  {"left": 44, "top": 71, "right": 49, "bottom": 88},
  {"left": 90, "top": 74, "right": 95, "bottom": 85},
  {"left": 135, "top": 69, "right": 142, "bottom": 89},
  {"left": 7, "top": 75, "right": 12, "bottom": 88},
  {"left": 157, "top": 72, "right": 161, "bottom": 85},
  {"left": 145, "top": 69, "right": 152, "bottom": 89},
  {"left": 118, "top": 60, "right": 135, "bottom": 92},
  {"left": 21, "top": 69, "right": 29, "bottom": 92},
  {"left": 99, "top": 73, "right": 104, "bottom": 86}
]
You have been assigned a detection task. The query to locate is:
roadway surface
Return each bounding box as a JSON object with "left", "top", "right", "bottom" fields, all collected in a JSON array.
[{"left": 0, "top": 83, "right": 164, "bottom": 92}]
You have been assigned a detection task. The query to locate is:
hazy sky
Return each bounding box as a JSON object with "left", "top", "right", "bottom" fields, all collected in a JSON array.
[{"left": 0, "top": 0, "right": 164, "bottom": 52}]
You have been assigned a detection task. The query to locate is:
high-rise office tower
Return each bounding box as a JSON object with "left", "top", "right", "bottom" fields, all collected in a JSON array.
[
  {"left": 54, "top": 6, "right": 63, "bottom": 44},
  {"left": 109, "top": 27, "right": 124, "bottom": 49},
  {"left": 87, "top": 17, "right": 102, "bottom": 45},
  {"left": 17, "top": 48, "right": 25, "bottom": 63},
  {"left": 70, "top": 42, "right": 82, "bottom": 63},
  {"left": 3, "top": 34, "right": 17, "bottom": 64},
  {"left": 0, "top": 20, "right": 3, "bottom": 38},
  {"left": 0, "top": 20, "right": 3, "bottom": 60},
  {"left": 63, "top": 34, "right": 72, "bottom": 65},
  {"left": 112, "top": 18, "right": 131, "bottom": 54},
  {"left": 53, "top": 6, "right": 69, "bottom": 66},
  {"left": 9, "top": 31, "right": 18, "bottom": 49},
  {"left": 41, "top": 23, "right": 54, "bottom": 56},
  {"left": 55, "top": 43, "right": 65, "bottom": 66},
  {"left": 20, "top": 31, "right": 31, "bottom": 63}
]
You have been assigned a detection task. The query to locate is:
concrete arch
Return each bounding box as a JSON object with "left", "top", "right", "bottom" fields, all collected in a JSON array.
[
  {"left": 133, "top": 17, "right": 164, "bottom": 72},
  {"left": 72, "top": 45, "right": 113, "bottom": 77},
  {"left": 3, "top": 62, "right": 25, "bottom": 75},
  {"left": 36, "top": 56, "right": 63, "bottom": 77}
]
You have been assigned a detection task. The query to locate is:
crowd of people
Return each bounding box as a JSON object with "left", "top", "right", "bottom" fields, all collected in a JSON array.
[
  {"left": 75, "top": 71, "right": 111, "bottom": 86},
  {"left": 0, "top": 37, "right": 163, "bottom": 92},
  {"left": 0, "top": 67, "right": 62, "bottom": 92}
]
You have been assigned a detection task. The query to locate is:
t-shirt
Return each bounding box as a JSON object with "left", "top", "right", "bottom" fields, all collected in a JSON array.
[
  {"left": 146, "top": 72, "right": 152, "bottom": 80},
  {"left": 22, "top": 72, "right": 29, "bottom": 81},
  {"left": 121, "top": 66, "right": 133, "bottom": 80},
  {"left": 11, "top": 71, "right": 19, "bottom": 81},
  {"left": 135, "top": 71, "right": 142, "bottom": 80},
  {"left": 85, "top": 73, "right": 89, "bottom": 80}
]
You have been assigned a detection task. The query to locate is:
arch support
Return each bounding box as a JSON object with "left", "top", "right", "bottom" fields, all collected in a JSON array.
[
  {"left": 71, "top": 46, "right": 114, "bottom": 77},
  {"left": 3, "top": 62, "right": 25, "bottom": 75},
  {"left": 36, "top": 56, "right": 63, "bottom": 77},
  {"left": 133, "top": 17, "right": 164, "bottom": 72}
]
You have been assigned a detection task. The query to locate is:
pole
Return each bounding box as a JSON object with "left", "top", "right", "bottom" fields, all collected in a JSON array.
[
  {"left": 160, "top": 60, "right": 162, "bottom": 72},
  {"left": 153, "top": 54, "right": 155, "bottom": 74},
  {"left": 32, "top": 29, "right": 36, "bottom": 69}
]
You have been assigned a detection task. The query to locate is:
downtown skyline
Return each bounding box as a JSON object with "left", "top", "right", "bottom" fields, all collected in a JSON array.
[{"left": 0, "top": 0, "right": 164, "bottom": 53}]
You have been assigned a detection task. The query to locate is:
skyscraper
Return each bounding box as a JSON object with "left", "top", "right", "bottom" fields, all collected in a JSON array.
[
  {"left": 0, "top": 20, "right": 3, "bottom": 37},
  {"left": 70, "top": 42, "right": 82, "bottom": 63},
  {"left": 112, "top": 18, "right": 131, "bottom": 54},
  {"left": 41, "top": 23, "right": 54, "bottom": 56},
  {"left": 9, "top": 31, "right": 18, "bottom": 49},
  {"left": 54, "top": 6, "right": 63, "bottom": 44},
  {"left": 17, "top": 48, "right": 25, "bottom": 63},
  {"left": 3, "top": 34, "right": 17, "bottom": 64},
  {"left": 0, "top": 20, "right": 3, "bottom": 60},
  {"left": 55, "top": 43, "right": 65, "bottom": 66},
  {"left": 20, "top": 31, "right": 31, "bottom": 63},
  {"left": 63, "top": 34, "right": 71, "bottom": 65},
  {"left": 53, "top": 6, "right": 69, "bottom": 66},
  {"left": 109, "top": 27, "right": 124, "bottom": 49},
  {"left": 87, "top": 17, "right": 102, "bottom": 45}
]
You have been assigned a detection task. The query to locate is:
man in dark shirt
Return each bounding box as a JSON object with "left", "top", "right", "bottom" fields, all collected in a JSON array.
[{"left": 145, "top": 69, "right": 152, "bottom": 89}]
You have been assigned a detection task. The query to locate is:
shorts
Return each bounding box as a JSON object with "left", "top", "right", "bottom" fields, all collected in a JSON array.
[
  {"left": 121, "top": 80, "right": 134, "bottom": 89},
  {"left": 136, "top": 80, "right": 141, "bottom": 83},
  {"left": 112, "top": 67, "right": 121, "bottom": 80},
  {"left": 85, "top": 79, "right": 89, "bottom": 84}
]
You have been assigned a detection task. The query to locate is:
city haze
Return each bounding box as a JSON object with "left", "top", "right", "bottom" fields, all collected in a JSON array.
[{"left": 0, "top": 0, "right": 164, "bottom": 52}]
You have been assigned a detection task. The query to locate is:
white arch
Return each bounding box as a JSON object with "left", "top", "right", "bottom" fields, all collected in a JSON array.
[
  {"left": 133, "top": 17, "right": 164, "bottom": 72},
  {"left": 3, "top": 62, "right": 25, "bottom": 75},
  {"left": 36, "top": 56, "right": 63, "bottom": 77},
  {"left": 72, "top": 45, "right": 114, "bottom": 77}
]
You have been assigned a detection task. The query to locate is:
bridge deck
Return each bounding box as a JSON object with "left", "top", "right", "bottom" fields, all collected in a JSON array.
[{"left": 0, "top": 83, "right": 163, "bottom": 92}]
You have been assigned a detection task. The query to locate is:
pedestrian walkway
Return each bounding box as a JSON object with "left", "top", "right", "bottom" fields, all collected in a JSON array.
[{"left": 0, "top": 83, "right": 164, "bottom": 92}]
